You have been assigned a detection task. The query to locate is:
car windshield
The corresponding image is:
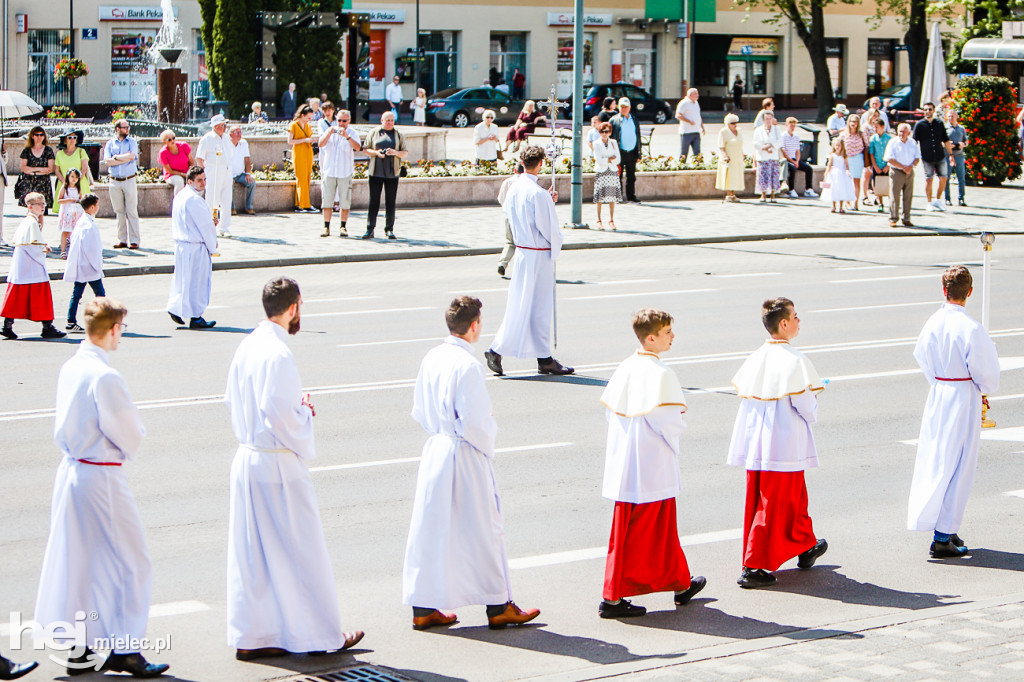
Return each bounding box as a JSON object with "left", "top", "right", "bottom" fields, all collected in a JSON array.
[{"left": 430, "top": 88, "right": 461, "bottom": 100}]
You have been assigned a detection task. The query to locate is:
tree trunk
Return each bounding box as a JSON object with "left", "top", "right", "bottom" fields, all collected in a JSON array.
[
  {"left": 790, "top": 0, "right": 835, "bottom": 123},
  {"left": 905, "top": 0, "right": 928, "bottom": 109}
]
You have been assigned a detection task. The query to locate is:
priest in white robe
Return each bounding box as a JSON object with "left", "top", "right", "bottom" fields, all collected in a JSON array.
[
  {"left": 485, "top": 146, "right": 573, "bottom": 377},
  {"left": 34, "top": 297, "right": 169, "bottom": 677},
  {"left": 1, "top": 192, "right": 64, "bottom": 339},
  {"left": 195, "top": 114, "right": 234, "bottom": 237},
  {"left": 403, "top": 296, "right": 540, "bottom": 631},
  {"left": 598, "top": 309, "right": 705, "bottom": 619},
  {"left": 727, "top": 297, "right": 828, "bottom": 589},
  {"left": 225, "top": 276, "right": 363, "bottom": 660},
  {"left": 166, "top": 166, "right": 218, "bottom": 329},
  {"left": 907, "top": 265, "right": 1000, "bottom": 558}
]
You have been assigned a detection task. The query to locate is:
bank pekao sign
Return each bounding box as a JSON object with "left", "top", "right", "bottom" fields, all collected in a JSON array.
[
  {"left": 547, "top": 12, "right": 613, "bottom": 27},
  {"left": 367, "top": 9, "right": 406, "bottom": 23},
  {"left": 99, "top": 5, "right": 179, "bottom": 21}
]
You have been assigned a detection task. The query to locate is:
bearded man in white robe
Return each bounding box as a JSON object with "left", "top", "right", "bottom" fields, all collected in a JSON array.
[
  {"left": 195, "top": 113, "right": 234, "bottom": 237},
  {"left": 403, "top": 296, "right": 540, "bottom": 631},
  {"left": 907, "top": 265, "right": 1000, "bottom": 558},
  {"left": 166, "top": 166, "right": 217, "bottom": 330},
  {"left": 34, "top": 297, "right": 169, "bottom": 677},
  {"left": 225, "top": 276, "right": 364, "bottom": 661},
  {"left": 484, "top": 146, "right": 573, "bottom": 377}
]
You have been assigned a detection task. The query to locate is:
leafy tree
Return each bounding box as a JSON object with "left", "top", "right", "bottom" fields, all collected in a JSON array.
[
  {"left": 870, "top": 0, "right": 928, "bottom": 109},
  {"left": 197, "top": 0, "right": 218, "bottom": 95},
  {"left": 949, "top": 75, "right": 1021, "bottom": 185},
  {"left": 931, "top": 0, "right": 1024, "bottom": 72},
  {"left": 274, "top": 24, "right": 344, "bottom": 107},
  {"left": 731, "top": 0, "right": 858, "bottom": 123}
]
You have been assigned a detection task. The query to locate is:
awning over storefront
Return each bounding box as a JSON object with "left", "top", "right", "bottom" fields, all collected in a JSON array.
[
  {"left": 962, "top": 37, "right": 1024, "bottom": 61},
  {"left": 727, "top": 37, "right": 780, "bottom": 62}
]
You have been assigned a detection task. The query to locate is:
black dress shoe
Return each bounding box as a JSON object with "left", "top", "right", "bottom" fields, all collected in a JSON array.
[
  {"left": 189, "top": 317, "right": 216, "bottom": 329},
  {"left": 362, "top": 229, "right": 375, "bottom": 239},
  {"left": 484, "top": 349, "right": 504, "bottom": 376},
  {"left": 950, "top": 533, "right": 966, "bottom": 548},
  {"left": 235, "top": 647, "right": 289, "bottom": 661},
  {"left": 101, "top": 652, "right": 169, "bottom": 678},
  {"left": 0, "top": 327, "right": 16, "bottom": 340},
  {"left": 930, "top": 540, "right": 969, "bottom": 558},
  {"left": 599, "top": 598, "right": 646, "bottom": 619},
  {"left": 66, "top": 647, "right": 100, "bottom": 676},
  {"left": 737, "top": 567, "right": 777, "bottom": 589},
  {"left": 0, "top": 654, "right": 38, "bottom": 680},
  {"left": 797, "top": 538, "right": 828, "bottom": 569},
  {"left": 537, "top": 358, "right": 574, "bottom": 375},
  {"left": 674, "top": 575, "right": 707, "bottom": 605},
  {"left": 41, "top": 325, "right": 67, "bottom": 339},
  {"left": 168, "top": 312, "right": 185, "bottom": 325},
  {"left": 497, "top": 264, "right": 506, "bottom": 276},
  {"left": 385, "top": 229, "right": 396, "bottom": 240}
]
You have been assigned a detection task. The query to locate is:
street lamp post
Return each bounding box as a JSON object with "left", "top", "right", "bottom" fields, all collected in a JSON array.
[
  {"left": 69, "top": 0, "right": 75, "bottom": 107},
  {"left": 567, "top": 0, "right": 587, "bottom": 230}
]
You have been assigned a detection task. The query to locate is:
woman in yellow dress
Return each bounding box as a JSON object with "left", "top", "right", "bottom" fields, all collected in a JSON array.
[
  {"left": 715, "top": 113, "right": 745, "bottom": 202},
  {"left": 287, "top": 104, "right": 316, "bottom": 212}
]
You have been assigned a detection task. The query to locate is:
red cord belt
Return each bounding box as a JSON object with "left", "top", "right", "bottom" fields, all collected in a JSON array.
[
  {"left": 515, "top": 245, "right": 551, "bottom": 251},
  {"left": 76, "top": 459, "right": 122, "bottom": 466},
  {"left": 935, "top": 377, "right": 971, "bottom": 382}
]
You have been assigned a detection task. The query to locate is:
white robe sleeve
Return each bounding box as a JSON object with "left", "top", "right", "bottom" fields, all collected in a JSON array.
[
  {"left": 790, "top": 390, "right": 819, "bottom": 426},
  {"left": 643, "top": 405, "right": 687, "bottom": 450},
  {"left": 260, "top": 352, "right": 315, "bottom": 461},
  {"left": 533, "top": 190, "right": 562, "bottom": 259},
  {"left": 95, "top": 372, "right": 145, "bottom": 461},
  {"left": 188, "top": 195, "right": 218, "bottom": 253},
  {"left": 84, "top": 228, "right": 104, "bottom": 277},
  {"left": 913, "top": 332, "right": 936, "bottom": 387},
  {"left": 967, "top": 326, "right": 1000, "bottom": 395},
  {"left": 453, "top": 363, "right": 497, "bottom": 458}
]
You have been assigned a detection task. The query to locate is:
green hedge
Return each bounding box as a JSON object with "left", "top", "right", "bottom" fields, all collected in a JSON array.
[{"left": 949, "top": 76, "right": 1022, "bottom": 186}]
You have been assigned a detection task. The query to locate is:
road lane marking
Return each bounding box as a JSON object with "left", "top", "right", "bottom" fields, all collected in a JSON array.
[
  {"left": 309, "top": 442, "right": 573, "bottom": 473},
  {"left": 0, "top": 601, "right": 210, "bottom": 636},
  {"left": 980, "top": 426, "right": 1024, "bottom": 443},
  {"left": 712, "top": 272, "right": 782, "bottom": 278},
  {"left": 303, "top": 296, "right": 381, "bottom": 303},
  {"left": 834, "top": 265, "right": 897, "bottom": 271},
  {"left": 831, "top": 274, "right": 937, "bottom": 284},
  {"left": 569, "top": 288, "right": 715, "bottom": 301},
  {"left": 304, "top": 306, "right": 434, "bottom": 318},
  {"left": 337, "top": 333, "right": 495, "bottom": 349},
  {"left": 1005, "top": 490, "right": 1024, "bottom": 498},
  {"left": 451, "top": 280, "right": 659, "bottom": 295},
  {"left": 810, "top": 302, "right": 935, "bottom": 314},
  {"left": 134, "top": 305, "right": 228, "bottom": 314},
  {"left": 509, "top": 528, "right": 742, "bottom": 570}
]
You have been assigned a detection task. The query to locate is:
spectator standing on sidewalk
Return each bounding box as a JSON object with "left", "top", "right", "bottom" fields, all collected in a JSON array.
[
  {"left": 287, "top": 105, "right": 316, "bottom": 214},
  {"left": 611, "top": 98, "right": 642, "bottom": 203},
  {"left": 675, "top": 88, "right": 704, "bottom": 161},
  {"left": 597, "top": 98, "right": 617, "bottom": 123},
  {"left": 473, "top": 110, "right": 501, "bottom": 164},
  {"left": 867, "top": 118, "right": 893, "bottom": 213},
  {"left": 362, "top": 111, "right": 408, "bottom": 240},
  {"left": 732, "top": 76, "right": 744, "bottom": 110},
  {"left": 281, "top": 83, "right": 298, "bottom": 120},
  {"left": 592, "top": 123, "right": 621, "bottom": 231},
  {"left": 318, "top": 104, "right": 361, "bottom": 237},
  {"left": 883, "top": 123, "right": 921, "bottom": 227},
  {"left": 715, "top": 113, "right": 744, "bottom": 203},
  {"left": 944, "top": 109, "right": 968, "bottom": 207},
  {"left": 913, "top": 102, "right": 951, "bottom": 212},
  {"left": 101, "top": 119, "right": 141, "bottom": 249},
  {"left": 512, "top": 68, "right": 526, "bottom": 100},
  {"left": 386, "top": 75, "right": 404, "bottom": 118},
  {"left": 752, "top": 112, "right": 783, "bottom": 203},
  {"left": 826, "top": 104, "right": 848, "bottom": 139},
  {"left": 867, "top": 96, "right": 890, "bottom": 131},
  {"left": 412, "top": 89, "right": 427, "bottom": 126},
  {"left": 229, "top": 125, "right": 256, "bottom": 216},
  {"left": 838, "top": 114, "right": 869, "bottom": 211},
  {"left": 780, "top": 117, "right": 817, "bottom": 198}
]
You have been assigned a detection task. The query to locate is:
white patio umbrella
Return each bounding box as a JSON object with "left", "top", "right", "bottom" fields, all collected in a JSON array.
[
  {"left": 919, "top": 22, "right": 948, "bottom": 108},
  {"left": 0, "top": 89, "right": 43, "bottom": 139}
]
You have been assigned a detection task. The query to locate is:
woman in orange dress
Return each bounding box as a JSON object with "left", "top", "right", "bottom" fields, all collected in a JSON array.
[{"left": 287, "top": 104, "right": 316, "bottom": 212}]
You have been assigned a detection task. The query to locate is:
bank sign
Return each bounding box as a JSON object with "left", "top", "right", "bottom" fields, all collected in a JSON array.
[
  {"left": 367, "top": 9, "right": 406, "bottom": 23},
  {"left": 99, "top": 5, "right": 178, "bottom": 21},
  {"left": 547, "top": 12, "right": 613, "bottom": 27}
]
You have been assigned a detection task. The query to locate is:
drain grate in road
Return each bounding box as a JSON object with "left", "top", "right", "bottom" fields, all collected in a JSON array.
[{"left": 280, "top": 665, "right": 418, "bottom": 682}]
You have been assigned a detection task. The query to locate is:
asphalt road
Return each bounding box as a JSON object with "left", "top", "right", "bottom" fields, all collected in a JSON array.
[{"left": 1, "top": 235, "right": 1023, "bottom": 681}]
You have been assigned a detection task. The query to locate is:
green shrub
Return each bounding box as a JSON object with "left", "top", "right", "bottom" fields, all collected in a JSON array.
[{"left": 949, "top": 76, "right": 1022, "bottom": 186}]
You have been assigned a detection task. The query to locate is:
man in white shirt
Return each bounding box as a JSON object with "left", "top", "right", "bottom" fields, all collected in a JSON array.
[
  {"left": 907, "top": 266, "right": 999, "bottom": 559},
  {"left": 318, "top": 103, "right": 362, "bottom": 237},
  {"left": 166, "top": 166, "right": 218, "bottom": 329},
  {"left": 35, "top": 297, "right": 169, "bottom": 678},
  {"left": 229, "top": 125, "right": 255, "bottom": 215},
  {"left": 674, "top": 88, "right": 704, "bottom": 161},
  {"left": 882, "top": 122, "right": 921, "bottom": 227},
  {"left": 485, "top": 146, "right": 574, "bottom": 376},
  {"left": 385, "top": 75, "right": 403, "bottom": 118},
  {"left": 195, "top": 113, "right": 234, "bottom": 237},
  {"left": 226, "top": 276, "right": 364, "bottom": 660}
]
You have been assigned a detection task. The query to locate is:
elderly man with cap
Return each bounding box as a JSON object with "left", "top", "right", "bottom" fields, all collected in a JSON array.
[
  {"left": 826, "top": 104, "right": 848, "bottom": 139},
  {"left": 195, "top": 114, "right": 235, "bottom": 238}
]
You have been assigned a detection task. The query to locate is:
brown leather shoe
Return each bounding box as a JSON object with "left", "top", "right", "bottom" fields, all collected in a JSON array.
[
  {"left": 341, "top": 630, "right": 365, "bottom": 650},
  {"left": 113, "top": 242, "right": 128, "bottom": 249},
  {"left": 129, "top": 243, "right": 140, "bottom": 250},
  {"left": 537, "top": 358, "right": 574, "bottom": 375},
  {"left": 487, "top": 602, "right": 540, "bottom": 630},
  {"left": 235, "top": 647, "right": 288, "bottom": 661},
  {"left": 902, "top": 220, "right": 915, "bottom": 227},
  {"left": 412, "top": 609, "right": 458, "bottom": 631},
  {"left": 245, "top": 209, "right": 256, "bottom": 215}
]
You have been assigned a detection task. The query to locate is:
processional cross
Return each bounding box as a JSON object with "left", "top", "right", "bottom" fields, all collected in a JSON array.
[{"left": 536, "top": 84, "right": 569, "bottom": 349}]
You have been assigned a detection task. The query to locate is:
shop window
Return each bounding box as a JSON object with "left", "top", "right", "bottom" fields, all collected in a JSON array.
[
  {"left": 694, "top": 35, "right": 730, "bottom": 88},
  {"left": 28, "top": 30, "right": 70, "bottom": 106},
  {"left": 866, "top": 39, "right": 896, "bottom": 96},
  {"left": 556, "top": 31, "right": 594, "bottom": 99},
  {"left": 420, "top": 31, "right": 458, "bottom": 95},
  {"left": 490, "top": 33, "right": 527, "bottom": 91}
]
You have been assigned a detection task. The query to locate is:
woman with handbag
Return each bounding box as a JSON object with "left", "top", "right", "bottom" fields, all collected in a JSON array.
[
  {"left": 15, "top": 127, "right": 55, "bottom": 213},
  {"left": 362, "top": 111, "right": 408, "bottom": 240},
  {"left": 287, "top": 105, "right": 317, "bottom": 213}
]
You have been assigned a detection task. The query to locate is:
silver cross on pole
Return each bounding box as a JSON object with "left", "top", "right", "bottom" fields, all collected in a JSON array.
[{"left": 538, "top": 84, "right": 568, "bottom": 349}]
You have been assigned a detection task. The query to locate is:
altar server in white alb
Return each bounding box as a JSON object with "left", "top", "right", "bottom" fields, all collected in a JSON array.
[
  {"left": 907, "top": 265, "right": 1000, "bottom": 559},
  {"left": 195, "top": 113, "right": 234, "bottom": 237},
  {"left": 404, "top": 296, "right": 541, "bottom": 631},
  {"left": 727, "top": 298, "right": 828, "bottom": 589},
  {"left": 166, "top": 166, "right": 218, "bottom": 330},
  {"left": 598, "top": 309, "right": 706, "bottom": 619},
  {"left": 34, "top": 297, "right": 169, "bottom": 678},
  {"left": 225, "top": 277, "right": 364, "bottom": 661},
  {"left": 485, "top": 145, "right": 574, "bottom": 377},
  {"left": 0, "top": 193, "right": 65, "bottom": 340}
]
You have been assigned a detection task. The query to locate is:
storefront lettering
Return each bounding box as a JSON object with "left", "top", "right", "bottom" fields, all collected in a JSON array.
[
  {"left": 546, "top": 12, "right": 613, "bottom": 27},
  {"left": 367, "top": 9, "right": 406, "bottom": 23},
  {"left": 99, "top": 5, "right": 179, "bottom": 21}
]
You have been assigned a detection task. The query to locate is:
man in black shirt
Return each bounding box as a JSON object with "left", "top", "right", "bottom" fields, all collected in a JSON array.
[{"left": 913, "top": 102, "right": 952, "bottom": 212}]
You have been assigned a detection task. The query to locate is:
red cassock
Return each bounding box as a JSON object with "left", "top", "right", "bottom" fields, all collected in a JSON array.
[
  {"left": 1, "top": 281, "right": 54, "bottom": 321},
  {"left": 742, "top": 470, "right": 817, "bottom": 571},
  {"left": 603, "top": 498, "right": 691, "bottom": 601}
]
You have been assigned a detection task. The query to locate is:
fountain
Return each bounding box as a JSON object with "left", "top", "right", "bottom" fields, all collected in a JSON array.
[{"left": 152, "top": 0, "right": 189, "bottom": 123}]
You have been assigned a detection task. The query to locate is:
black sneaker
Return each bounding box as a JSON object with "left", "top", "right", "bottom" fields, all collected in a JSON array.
[
  {"left": 41, "top": 326, "right": 67, "bottom": 339},
  {"left": 0, "top": 327, "right": 16, "bottom": 340},
  {"left": 737, "top": 567, "right": 777, "bottom": 589},
  {"left": 930, "top": 540, "right": 969, "bottom": 558},
  {"left": 598, "top": 598, "right": 647, "bottom": 619},
  {"left": 674, "top": 575, "right": 707, "bottom": 605},
  {"left": 959, "top": 199, "right": 967, "bottom": 207},
  {"left": 65, "top": 323, "right": 85, "bottom": 332},
  {"left": 797, "top": 538, "right": 828, "bottom": 569}
]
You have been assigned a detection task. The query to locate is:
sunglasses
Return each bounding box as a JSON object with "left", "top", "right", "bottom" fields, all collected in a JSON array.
[
  {"left": 166, "top": 136, "right": 176, "bottom": 141},
  {"left": 32, "top": 132, "right": 44, "bottom": 136}
]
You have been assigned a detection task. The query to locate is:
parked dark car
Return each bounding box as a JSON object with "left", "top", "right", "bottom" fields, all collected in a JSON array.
[
  {"left": 862, "top": 84, "right": 912, "bottom": 117},
  {"left": 425, "top": 87, "right": 525, "bottom": 128},
  {"left": 569, "top": 83, "right": 673, "bottom": 124}
]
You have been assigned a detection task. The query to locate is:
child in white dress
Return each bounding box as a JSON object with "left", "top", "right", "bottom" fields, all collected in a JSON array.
[
  {"left": 823, "top": 138, "right": 856, "bottom": 213},
  {"left": 412, "top": 89, "right": 427, "bottom": 126},
  {"left": 56, "top": 168, "right": 84, "bottom": 259}
]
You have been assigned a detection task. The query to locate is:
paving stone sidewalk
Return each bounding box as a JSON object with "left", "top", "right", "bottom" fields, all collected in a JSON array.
[{"left": 2, "top": 176, "right": 1022, "bottom": 283}]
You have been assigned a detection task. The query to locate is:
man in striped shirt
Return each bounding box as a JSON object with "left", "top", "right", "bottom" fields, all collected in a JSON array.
[{"left": 780, "top": 118, "right": 817, "bottom": 198}]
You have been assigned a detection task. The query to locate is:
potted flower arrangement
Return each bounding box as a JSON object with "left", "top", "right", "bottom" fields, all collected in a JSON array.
[
  {"left": 45, "top": 105, "right": 77, "bottom": 119},
  {"left": 53, "top": 56, "right": 89, "bottom": 81},
  {"left": 110, "top": 105, "right": 144, "bottom": 121}
]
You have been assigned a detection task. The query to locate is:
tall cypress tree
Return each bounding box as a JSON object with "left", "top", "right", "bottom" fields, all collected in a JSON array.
[
  {"left": 197, "top": 0, "right": 218, "bottom": 96},
  {"left": 211, "top": 0, "right": 258, "bottom": 117}
]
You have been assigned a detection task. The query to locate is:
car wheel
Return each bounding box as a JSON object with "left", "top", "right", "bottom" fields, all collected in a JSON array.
[
  {"left": 453, "top": 111, "right": 470, "bottom": 128},
  {"left": 654, "top": 109, "right": 667, "bottom": 124}
]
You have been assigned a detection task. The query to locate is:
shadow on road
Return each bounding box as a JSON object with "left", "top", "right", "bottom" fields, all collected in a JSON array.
[
  {"left": 507, "top": 374, "right": 608, "bottom": 387},
  {"left": 436, "top": 624, "right": 684, "bottom": 665},
  {"left": 234, "top": 649, "right": 368, "bottom": 675},
  {"left": 395, "top": 668, "right": 468, "bottom": 682},
  {"left": 172, "top": 326, "right": 253, "bottom": 335},
  {"left": 769, "top": 565, "right": 962, "bottom": 609},
  {"left": 927, "top": 547, "right": 1024, "bottom": 572}
]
